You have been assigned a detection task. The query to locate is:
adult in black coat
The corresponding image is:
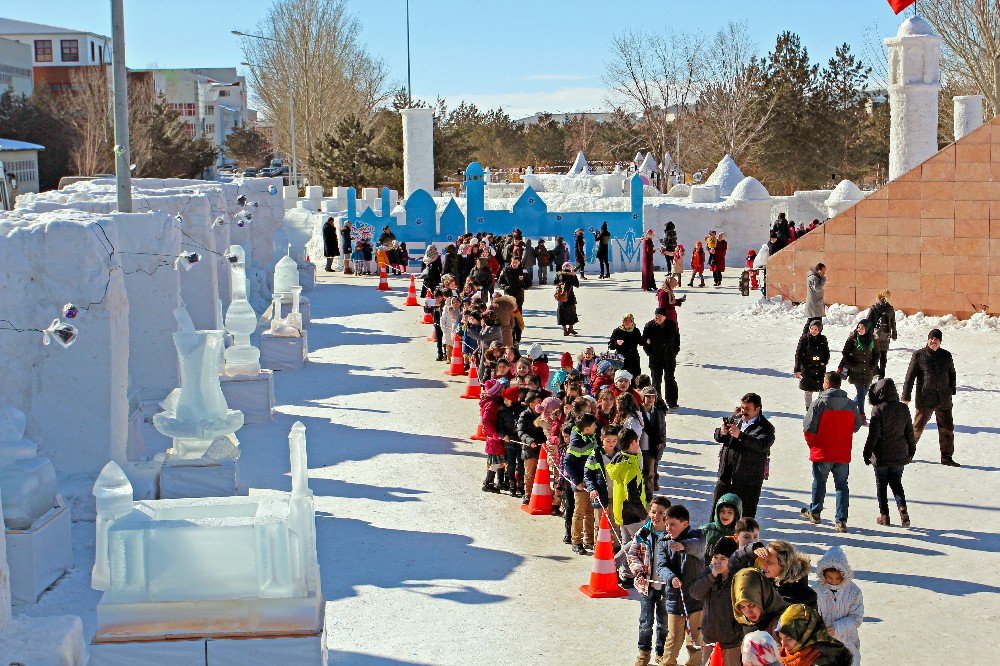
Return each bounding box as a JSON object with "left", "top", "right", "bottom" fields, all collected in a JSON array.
[
  {"left": 339, "top": 221, "right": 354, "bottom": 274},
  {"left": 660, "top": 221, "right": 678, "bottom": 273},
  {"left": 793, "top": 321, "right": 830, "bottom": 410},
  {"left": 608, "top": 314, "right": 643, "bottom": 379},
  {"left": 497, "top": 257, "right": 526, "bottom": 310},
  {"left": 869, "top": 291, "right": 897, "bottom": 379},
  {"left": 573, "top": 229, "right": 588, "bottom": 279},
  {"left": 864, "top": 378, "right": 916, "bottom": 525},
  {"left": 322, "top": 217, "right": 340, "bottom": 272},
  {"left": 902, "top": 328, "right": 958, "bottom": 466},
  {"left": 594, "top": 221, "right": 612, "bottom": 278},
  {"left": 712, "top": 393, "right": 775, "bottom": 519},
  {"left": 641, "top": 307, "right": 680, "bottom": 408},
  {"left": 552, "top": 236, "right": 569, "bottom": 269},
  {"left": 377, "top": 225, "right": 396, "bottom": 246}
]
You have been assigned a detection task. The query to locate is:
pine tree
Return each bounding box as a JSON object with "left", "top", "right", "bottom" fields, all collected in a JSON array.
[
  {"left": 222, "top": 125, "right": 271, "bottom": 169},
  {"left": 525, "top": 114, "right": 566, "bottom": 166},
  {"left": 312, "top": 113, "right": 382, "bottom": 188},
  {"left": 759, "top": 32, "right": 820, "bottom": 194},
  {"left": 816, "top": 44, "right": 872, "bottom": 184}
]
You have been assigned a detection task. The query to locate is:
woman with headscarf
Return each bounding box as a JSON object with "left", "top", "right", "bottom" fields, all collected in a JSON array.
[
  {"left": 732, "top": 568, "right": 790, "bottom": 638},
  {"left": 322, "top": 217, "right": 340, "bottom": 272},
  {"left": 340, "top": 220, "right": 354, "bottom": 275},
  {"left": 838, "top": 320, "right": 879, "bottom": 423},
  {"left": 609, "top": 313, "right": 643, "bottom": 379},
  {"left": 574, "top": 229, "right": 588, "bottom": 279},
  {"left": 775, "top": 604, "right": 853, "bottom": 666},
  {"left": 554, "top": 262, "right": 580, "bottom": 336},
  {"left": 420, "top": 244, "right": 442, "bottom": 297},
  {"left": 660, "top": 221, "right": 678, "bottom": 273},
  {"left": 712, "top": 232, "right": 728, "bottom": 287},
  {"left": 641, "top": 229, "right": 656, "bottom": 291},
  {"left": 867, "top": 290, "right": 897, "bottom": 380},
  {"left": 595, "top": 221, "right": 612, "bottom": 279}
]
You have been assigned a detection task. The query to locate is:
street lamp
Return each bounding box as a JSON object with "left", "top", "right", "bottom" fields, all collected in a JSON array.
[{"left": 233, "top": 30, "right": 297, "bottom": 189}]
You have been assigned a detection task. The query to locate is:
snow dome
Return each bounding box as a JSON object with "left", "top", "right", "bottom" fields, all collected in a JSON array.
[
  {"left": 896, "top": 16, "right": 938, "bottom": 38},
  {"left": 729, "top": 176, "right": 771, "bottom": 202},
  {"left": 825, "top": 180, "right": 865, "bottom": 218},
  {"left": 705, "top": 155, "right": 746, "bottom": 197}
]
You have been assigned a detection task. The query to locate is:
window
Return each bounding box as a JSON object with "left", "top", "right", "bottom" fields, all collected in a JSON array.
[
  {"left": 3, "top": 159, "right": 38, "bottom": 185},
  {"left": 205, "top": 104, "right": 214, "bottom": 115},
  {"left": 205, "top": 123, "right": 215, "bottom": 134},
  {"left": 34, "top": 40, "right": 53, "bottom": 63},
  {"left": 184, "top": 123, "right": 196, "bottom": 138},
  {"left": 168, "top": 103, "right": 197, "bottom": 117},
  {"left": 218, "top": 90, "right": 230, "bottom": 97},
  {"left": 90, "top": 42, "right": 95, "bottom": 62},
  {"left": 60, "top": 40, "right": 79, "bottom": 63},
  {"left": 98, "top": 45, "right": 104, "bottom": 63}
]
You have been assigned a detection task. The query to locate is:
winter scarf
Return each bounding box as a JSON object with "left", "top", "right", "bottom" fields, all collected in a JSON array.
[
  {"left": 776, "top": 604, "right": 852, "bottom": 665},
  {"left": 732, "top": 568, "right": 790, "bottom": 630},
  {"left": 853, "top": 321, "right": 874, "bottom": 351}
]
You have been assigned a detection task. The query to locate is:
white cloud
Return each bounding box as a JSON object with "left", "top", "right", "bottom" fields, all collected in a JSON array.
[
  {"left": 442, "top": 86, "right": 614, "bottom": 120},
  {"left": 521, "top": 73, "right": 591, "bottom": 81}
]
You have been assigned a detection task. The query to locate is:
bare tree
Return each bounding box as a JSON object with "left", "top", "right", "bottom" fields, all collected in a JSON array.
[
  {"left": 64, "top": 66, "right": 113, "bottom": 176},
  {"left": 922, "top": 0, "right": 1000, "bottom": 116},
  {"left": 238, "top": 0, "right": 390, "bottom": 181},
  {"left": 604, "top": 29, "right": 706, "bottom": 178}
]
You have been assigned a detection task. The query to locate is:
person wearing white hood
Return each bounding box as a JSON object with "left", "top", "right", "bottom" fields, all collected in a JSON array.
[{"left": 814, "top": 545, "right": 864, "bottom": 666}]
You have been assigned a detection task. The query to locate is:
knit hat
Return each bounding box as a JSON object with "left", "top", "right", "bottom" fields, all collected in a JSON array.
[
  {"left": 713, "top": 536, "right": 739, "bottom": 558},
  {"left": 503, "top": 386, "right": 521, "bottom": 402},
  {"left": 560, "top": 352, "right": 573, "bottom": 367},
  {"left": 483, "top": 378, "right": 505, "bottom": 397},
  {"left": 597, "top": 360, "right": 613, "bottom": 375},
  {"left": 537, "top": 396, "right": 562, "bottom": 417},
  {"left": 614, "top": 369, "right": 632, "bottom": 383},
  {"left": 528, "top": 343, "right": 543, "bottom": 360},
  {"left": 928, "top": 328, "right": 943, "bottom": 341},
  {"left": 654, "top": 306, "right": 669, "bottom": 317},
  {"left": 561, "top": 262, "right": 573, "bottom": 271},
  {"left": 741, "top": 631, "right": 781, "bottom": 666}
]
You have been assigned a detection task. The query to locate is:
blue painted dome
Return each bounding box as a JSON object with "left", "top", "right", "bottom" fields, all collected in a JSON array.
[{"left": 465, "top": 162, "right": 485, "bottom": 178}]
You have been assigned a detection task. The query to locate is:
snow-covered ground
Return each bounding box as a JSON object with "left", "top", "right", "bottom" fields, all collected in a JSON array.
[{"left": 24, "top": 270, "right": 999, "bottom": 664}]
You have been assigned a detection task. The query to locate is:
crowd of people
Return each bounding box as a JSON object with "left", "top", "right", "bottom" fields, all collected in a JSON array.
[{"left": 330, "top": 212, "right": 961, "bottom": 666}]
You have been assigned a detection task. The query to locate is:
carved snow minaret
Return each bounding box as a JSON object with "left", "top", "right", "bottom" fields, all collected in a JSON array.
[{"left": 885, "top": 16, "right": 942, "bottom": 180}]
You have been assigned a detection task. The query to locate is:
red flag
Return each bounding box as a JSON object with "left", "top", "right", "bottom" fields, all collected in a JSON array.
[{"left": 888, "top": 0, "right": 917, "bottom": 14}]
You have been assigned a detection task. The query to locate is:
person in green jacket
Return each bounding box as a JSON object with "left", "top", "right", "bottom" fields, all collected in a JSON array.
[
  {"left": 608, "top": 429, "right": 649, "bottom": 585},
  {"left": 702, "top": 492, "right": 743, "bottom": 555}
]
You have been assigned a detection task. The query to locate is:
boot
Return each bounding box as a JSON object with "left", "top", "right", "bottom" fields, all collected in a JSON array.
[
  {"left": 941, "top": 457, "right": 961, "bottom": 467},
  {"left": 325, "top": 257, "right": 334, "bottom": 272},
  {"left": 635, "top": 649, "right": 652, "bottom": 666},
  {"left": 898, "top": 507, "right": 911, "bottom": 527},
  {"left": 699, "top": 278, "right": 706, "bottom": 287},
  {"left": 876, "top": 514, "right": 890, "bottom": 526},
  {"left": 497, "top": 468, "right": 509, "bottom": 491},
  {"left": 563, "top": 529, "right": 572, "bottom": 544},
  {"left": 482, "top": 470, "right": 500, "bottom": 493},
  {"left": 687, "top": 279, "right": 694, "bottom": 287}
]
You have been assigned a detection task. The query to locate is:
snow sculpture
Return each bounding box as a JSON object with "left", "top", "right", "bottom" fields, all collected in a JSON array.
[
  {"left": 568, "top": 151, "right": 590, "bottom": 175},
  {"left": 152, "top": 305, "right": 244, "bottom": 459},
  {"left": 401, "top": 107, "right": 435, "bottom": 198},
  {"left": 885, "top": 16, "right": 942, "bottom": 180},
  {"left": 953, "top": 95, "right": 985, "bottom": 142},
  {"left": 274, "top": 246, "right": 300, "bottom": 296},
  {"left": 282, "top": 207, "right": 315, "bottom": 266},
  {"left": 729, "top": 177, "right": 771, "bottom": 202},
  {"left": 825, "top": 180, "right": 865, "bottom": 218},
  {"left": 90, "top": 422, "right": 322, "bottom": 643},
  {"left": 223, "top": 245, "right": 262, "bottom": 376},
  {"left": 286, "top": 285, "right": 304, "bottom": 332},
  {"left": 705, "top": 154, "right": 746, "bottom": 197},
  {"left": 0, "top": 406, "right": 59, "bottom": 530},
  {"left": 638, "top": 152, "right": 659, "bottom": 176},
  {"left": 634, "top": 152, "right": 644, "bottom": 169},
  {"left": 0, "top": 487, "right": 87, "bottom": 664}
]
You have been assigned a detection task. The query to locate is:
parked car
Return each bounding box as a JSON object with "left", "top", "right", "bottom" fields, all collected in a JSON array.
[{"left": 243, "top": 168, "right": 258, "bottom": 177}]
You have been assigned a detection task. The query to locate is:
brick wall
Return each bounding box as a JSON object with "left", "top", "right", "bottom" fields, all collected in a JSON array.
[{"left": 766, "top": 115, "right": 1000, "bottom": 318}]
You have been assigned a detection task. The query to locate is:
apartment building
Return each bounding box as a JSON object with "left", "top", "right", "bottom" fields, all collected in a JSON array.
[
  {"left": 0, "top": 36, "right": 33, "bottom": 96},
  {"left": 0, "top": 17, "right": 110, "bottom": 93}
]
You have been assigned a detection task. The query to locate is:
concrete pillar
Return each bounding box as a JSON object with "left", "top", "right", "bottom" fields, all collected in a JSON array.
[
  {"left": 401, "top": 107, "right": 435, "bottom": 198},
  {"left": 953, "top": 95, "right": 985, "bottom": 142},
  {"left": 885, "top": 16, "right": 942, "bottom": 180}
]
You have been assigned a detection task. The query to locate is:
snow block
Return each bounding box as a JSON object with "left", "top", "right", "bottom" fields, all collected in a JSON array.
[
  {"left": 259, "top": 331, "right": 308, "bottom": 371},
  {"left": 6, "top": 504, "right": 73, "bottom": 605},
  {"left": 0, "top": 614, "right": 87, "bottom": 665},
  {"left": 90, "top": 637, "right": 205, "bottom": 665},
  {"left": 220, "top": 371, "right": 275, "bottom": 425},
  {"left": 158, "top": 454, "right": 240, "bottom": 500},
  {"left": 207, "top": 626, "right": 327, "bottom": 665}
]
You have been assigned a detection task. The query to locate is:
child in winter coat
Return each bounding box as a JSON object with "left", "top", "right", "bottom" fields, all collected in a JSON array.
[
  {"left": 672, "top": 245, "right": 685, "bottom": 284},
  {"left": 864, "top": 378, "right": 916, "bottom": 527},
  {"left": 497, "top": 386, "right": 526, "bottom": 497},
  {"left": 549, "top": 352, "right": 574, "bottom": 393},
  {"left": 689, "top": 242, "right": 706, "bottom": 287},
  {"left": 577, "top": 347, "right": 598, "bottom": 393},
  {"left": 584, "top": 425, "right": 619, "bottom": 525},
  {"left": 626, "top": 496, "right": 672, "bottom": 665},
  {"left": 814, "top": 545, "right": 864, "bottom": 666},
  {"left": 701, "top": 493, "right": 743, "bottom": 554},
  {"left": 565, "top": 415, "right": 599, "bottom": 554},
  {"left": 374, "top": 245, "right": 389, "bottom": 272},
  {"left": 350, "top": 242, "right": 365, "bottom": 275},
  {"left": 360, "top": 239, "right": 374, "bottom": 274},
  {"left": 656, "top": 504, "right": 707, "bottom": 666},
  {"left": 479, "top": 379, "right": 507, "bottom": 492},
  {"left": 516, "top": 391, "right": 545, "bottom": 506},
  {"left": 527, "top": 343, "right": 550, "bottom": 388},
  {"left": 537, "top": 396, "right": 563, "bottom": 513},
  {"left": 606, "top": 429, "right": 648, "bottom": 581},
  {"left": 690, "top": 537, "right": 745, "bottom": 666},
  {"left": 440, "top": 296, "right": 462, "bottom": 357}
]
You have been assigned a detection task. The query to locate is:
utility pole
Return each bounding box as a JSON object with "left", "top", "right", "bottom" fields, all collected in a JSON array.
[{"left": 110, "top": 0, "right": 132, "bottom": 212}]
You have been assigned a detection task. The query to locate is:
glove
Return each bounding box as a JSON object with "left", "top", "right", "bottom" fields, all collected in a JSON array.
[{"left": 864, "top": 457, "right": 871, "bottom": 466}]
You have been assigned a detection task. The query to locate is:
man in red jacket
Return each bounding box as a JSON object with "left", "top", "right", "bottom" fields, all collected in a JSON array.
[{"left": 800, "top": 371, "right": 862, "bottom": 533}]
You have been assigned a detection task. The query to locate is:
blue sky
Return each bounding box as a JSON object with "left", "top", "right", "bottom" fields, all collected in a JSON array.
[{"left": 8, "top": 1, "right": 908, "bottom": 118}]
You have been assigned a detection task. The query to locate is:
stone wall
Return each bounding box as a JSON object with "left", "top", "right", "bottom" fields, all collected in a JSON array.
[{"left": 765, "top": 115, "right": 1000, "bottom": 318}]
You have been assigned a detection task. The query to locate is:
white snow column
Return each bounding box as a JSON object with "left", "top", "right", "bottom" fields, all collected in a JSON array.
[
  {"left": 825, "top": 180, "right": 865, "bottom": 218},
  {"left": 0, "top": 209, "right": 129, "bottom": 477},
  {"left": 401, "top": 107, "right": 435, "bottom": 198},
  {"left": 885, "top": 16, "right": 942, "bottom": 180},
  {"left": 567, "top": 151, "right": 590, "bottom": 175},
  {"left": 953, "top": 95, "right": 985, "bottom": 142},
  {"left": 704, "top": 155, "right": 745, "bottom": 197}
]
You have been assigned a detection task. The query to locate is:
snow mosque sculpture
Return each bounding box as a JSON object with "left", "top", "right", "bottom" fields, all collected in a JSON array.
[
  {"left": 219, "top": 244, "right": 276, "bottom": 425},
  {"left": 0, "top": 487, "right": 87, "bottom": 663},
  {"left": 152, "top": 305, "right": 244, "bottom": 498},
  {"left": 89, "top": 422, "right": 325, "bottom": 663},
  {"left": 0, "top": 406, "right": 73, "bottom": 604}
]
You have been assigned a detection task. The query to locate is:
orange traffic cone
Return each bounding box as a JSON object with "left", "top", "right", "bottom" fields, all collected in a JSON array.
[
  {"left": 460, "top": 359, "right": 481, "bottom": 399},
  {"left": 580, "top": 510, "right": 628, "bottom": 598},
  {"left": 405, "top": 275, "right": 419, "bottom": 306},
  {"left": 471, "top": 422, "right": 487, "bottom": 441},
  {"left": 377, "top": 266, "right": 391, "bottom": 291},
  {"left": 421, "top": 295, "right": 434, "bottom": 324},
  {"left": 521, "top": 446, "right": 553, "bottom": 515},
  {"left": 707, "top": 642, "right": 724, "bottom": 666},
  {"left": 445, "top": 333, "right": 466, "bottom": 376}
]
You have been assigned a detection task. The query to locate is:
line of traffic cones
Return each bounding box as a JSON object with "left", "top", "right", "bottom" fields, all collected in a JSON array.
[
  {"left": 404, "top": 275, "right": 419, "bottom": 306},
  {"left": 376, "top": 266, "right": 390, "bottom": 291},
  {"left": 460, "top": 359, "right": 480, "bottom": 399},
  {"left": 521, "top": 447, "right": 553, "bottom": 516},
  {"left": 579, "top": 510, "right": 628, "bottom": 598}
]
